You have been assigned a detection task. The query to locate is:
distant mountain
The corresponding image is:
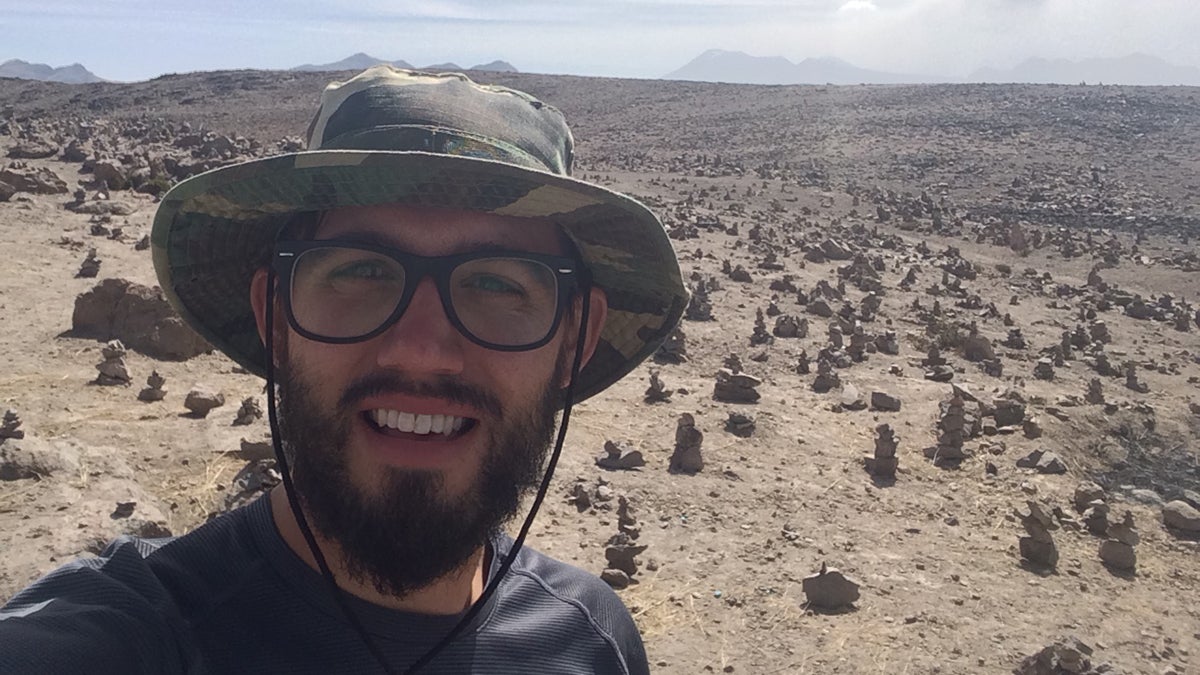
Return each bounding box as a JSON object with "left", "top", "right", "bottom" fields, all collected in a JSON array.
[
  {"left": 291, "top": 53, "right": 517, "bottom": 73},
  {"left": 470, "top": 60, "right": 517, "bottom": 73},
  {"left": 291, "top": 52, "right": 414, "bottom": 72},
  {"left": 971, "top": 54, "right": 1200, "bottom": 86},
  {"left": 662, "top": 49, "right": 937, "bottom": 85},
  {"left": 0, "top": 59, "right": 102, "bottom": 84}
]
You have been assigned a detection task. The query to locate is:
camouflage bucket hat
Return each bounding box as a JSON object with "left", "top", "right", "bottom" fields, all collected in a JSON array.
[{"left": 151, "top": 65, "right": 686, "bottom": 403}]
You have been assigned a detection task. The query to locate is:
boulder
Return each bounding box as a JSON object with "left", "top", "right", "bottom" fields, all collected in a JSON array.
[
  {"left": 0, "top": 436, "right": 80, "bottom": 480},
  {"left": 72, "top": 278, "right": 211, "bottom": 360},
  {"left": 1162, "top": 500, "right": 1200, "bottom": 533},
  {"left": 0, "top": 163, "right": 68, "bottom": 194},
  {"left": 962, "top": 334, "right": 996, "bottom": 362},
  {"left": 93, "top": 160, "right": 129, "bottom": 190},
  {"left": 7, "top": 140, "right": 58, "bottom": 159}
]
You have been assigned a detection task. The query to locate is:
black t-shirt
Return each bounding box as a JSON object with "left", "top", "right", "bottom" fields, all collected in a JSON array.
[{"left": 0, "top": 495, "right": 649, "bottom": 674}]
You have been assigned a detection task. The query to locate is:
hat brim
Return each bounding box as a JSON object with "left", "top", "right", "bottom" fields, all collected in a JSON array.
[{"left": 151, "top": 150, "right": 686, "bottom": 404}]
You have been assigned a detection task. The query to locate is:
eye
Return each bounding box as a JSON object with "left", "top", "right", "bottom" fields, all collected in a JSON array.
[
  {"left": 464, "top": 274, "right": 525, "bottom": 296},
  {"left": 330, "top": 259, "right": 397, "bottom": 281}
]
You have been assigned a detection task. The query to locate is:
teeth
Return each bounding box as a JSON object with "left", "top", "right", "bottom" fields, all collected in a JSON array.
[{"left": 372, "top": 409, "right": 466, "bottom": 436}]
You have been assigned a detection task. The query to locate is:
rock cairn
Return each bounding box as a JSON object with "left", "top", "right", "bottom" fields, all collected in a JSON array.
[
  {"left": 929, "top": 394, "right": 968, "bottom": 462},
  {"left": 95, "top": 339, "right": 132, "bottom": 386},
  {"left": 137, "top": 370, "right": 167, "bottom": 401},
  {"left": 601, "top": 497, "right": 648, "bottom": 590},
  {"left": 76, "top": 248, "right": 101, "bottom": 278},
  {"left": 923, "top": 347, "right": 954, "bottom": 382},
  {"left": 669, "top": 413, "right": 704, "bottom": 474},
  {"left": 772, "top": 314, "right": 806, "bottom": 338},
  {"left": 724, "top": 411, "right": 755, "bottom": 437},
  {"left": 865, "top": 423, "right": 898, "bottom": 479},
  {"left": 1084, "top": 378, "right": 1105, "bottom": 405},
  {"left": 1123, "top": 361, "right": 1149, "bottom": 393},
  {"left": 1014, "top": 637, "right": 1108, "bottom": 675},
  {"left": 655, "top": 327, "right": 688, "bottom": 363},
  {"left": 1033, "top": 357, "right": 1055, "bottom": 381},
  {"left": 643, "top": 370, "right": 673, "bottom": 403},
  {"left": 596, "top": 439, "right": 645, "bottom": 471},
  {"left": 749, "top": 308, "right": 772, "bottom": 346},
  {"left": 713, "top": 368, "right": 761, "bottom": 403},
  {"left": 1017, "top": 500, "right": 1059, "bottom": 569},
  {"left": 1073, "top": 481, "right": 1109, "bottom": 536},
  {"left": 1098, "top": 511, "right": 1138, "bottom": 572},
  {"left": 811, "top": 357, "right": 840, "bottom": 393},
  {"left": 0, "top": 409, "right": 24, "bottom": 440},
  {"left": 233, "top": 397, "right": 263, "bottom": 426},
  {"left": 685, "top": 282, "right": 713, "bottom": 321}
]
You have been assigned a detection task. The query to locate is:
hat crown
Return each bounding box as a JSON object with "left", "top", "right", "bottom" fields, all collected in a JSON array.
[{"left": 304, "top": 66, "right": 574, "bottom": 176}]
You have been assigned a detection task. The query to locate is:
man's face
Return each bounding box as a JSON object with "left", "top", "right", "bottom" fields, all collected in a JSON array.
[{"left": 258, "top": 204, "right": 600, "bottom": 597}]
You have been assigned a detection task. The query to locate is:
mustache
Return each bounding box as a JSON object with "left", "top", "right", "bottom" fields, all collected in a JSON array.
[{"left": 338, "top": 371, "right": 503, "bottom": 419}]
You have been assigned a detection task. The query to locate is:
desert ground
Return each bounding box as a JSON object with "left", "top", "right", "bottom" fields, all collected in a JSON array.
[{"left": 1, "top": 70, "right": 1199, "bottom": 674}]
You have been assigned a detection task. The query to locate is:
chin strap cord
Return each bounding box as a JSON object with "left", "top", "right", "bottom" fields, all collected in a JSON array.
[
  {"left": 265, "top": 265, "right": 591, "bottom": 675},
  {"left": 264, "top": 268, "right": 398, "bottom": 675},
  {"left": 402, "top": 287, "right": 591, "bottom": 674}
]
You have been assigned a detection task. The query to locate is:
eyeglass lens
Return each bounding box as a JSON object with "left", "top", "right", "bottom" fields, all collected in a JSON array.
[{"left": 289, "top": 246, "right": 562, "bottom": 347}]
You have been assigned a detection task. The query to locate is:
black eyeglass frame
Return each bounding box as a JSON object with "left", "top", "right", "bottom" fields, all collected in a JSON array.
[{"left": 271, "top": 239, "right": 587, "bottom": 352}]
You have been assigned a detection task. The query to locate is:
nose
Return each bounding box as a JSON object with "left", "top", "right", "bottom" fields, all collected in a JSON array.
[{"left": 373, "top": 276, "right": 466, "bottom": 375}]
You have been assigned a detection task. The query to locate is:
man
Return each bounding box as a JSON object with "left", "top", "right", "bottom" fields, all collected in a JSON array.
[{"left": 0, "top": 66, "right": 686, "bottom": 673}]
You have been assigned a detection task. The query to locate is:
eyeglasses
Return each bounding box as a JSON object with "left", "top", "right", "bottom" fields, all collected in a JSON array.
[{"left": 272, "top": 240, "right": 584, "bottom": 351}]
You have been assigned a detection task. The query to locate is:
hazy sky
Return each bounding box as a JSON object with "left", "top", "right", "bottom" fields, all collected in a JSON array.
[{"left": 4, "top": 0, "right": 1199, "bottom": 82}]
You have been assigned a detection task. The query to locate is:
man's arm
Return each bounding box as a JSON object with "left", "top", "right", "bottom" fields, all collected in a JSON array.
[{"left": 0, "top": 542, "right": 188, "bottom": 674}]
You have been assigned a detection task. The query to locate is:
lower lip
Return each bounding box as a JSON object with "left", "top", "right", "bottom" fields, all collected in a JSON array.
[{"left": 357, "top": 413, "right": 476, "bottom": 469}]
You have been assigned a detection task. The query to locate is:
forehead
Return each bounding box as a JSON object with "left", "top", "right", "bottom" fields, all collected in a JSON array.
[{"left": 312, "top": 204, "right": 566, "bottom": 256}]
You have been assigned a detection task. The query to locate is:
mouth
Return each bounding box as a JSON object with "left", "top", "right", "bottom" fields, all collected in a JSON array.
[{"left": 363, "top": 408, "right": 478, "bottom": 441}]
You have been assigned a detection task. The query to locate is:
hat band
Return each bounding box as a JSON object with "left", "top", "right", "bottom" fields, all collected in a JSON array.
[{"left": 320, "top": 125, "right": 551, "bottom": 174}]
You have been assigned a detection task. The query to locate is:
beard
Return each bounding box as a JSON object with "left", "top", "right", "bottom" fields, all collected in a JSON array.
[{"left": 274, "top": 349, "right": 564, "bottom": 598}]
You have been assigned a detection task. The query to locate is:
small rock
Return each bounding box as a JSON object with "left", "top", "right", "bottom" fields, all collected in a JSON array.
[
  {"left": 801, "top": 562, "right": 860, "bottom": 610},
  {"left": 870, "top": 391, "right": 902, "bottom": 412},
  {"left": 1014, "top": 637, "right": 1096, "bottom": 675},
  {"left": 184, "top": 385, "right": 226, "bottom": 418},
  {"left": 1127, "top": 488, "right": 1163, "bottom": 506},
  {"left": 1098, "top": 540, "right": 1137, "bottom": 571},
  {"left": 1073, "top": 481, "right": 1106, "bottom": 512},
  {"left": 600, "top": 568, "right": 631, "bottom": 590}
]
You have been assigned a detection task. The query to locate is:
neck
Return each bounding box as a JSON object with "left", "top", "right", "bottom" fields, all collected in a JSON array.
[{"left": 268, "top": 486, "right": 489, "bottom": 614}]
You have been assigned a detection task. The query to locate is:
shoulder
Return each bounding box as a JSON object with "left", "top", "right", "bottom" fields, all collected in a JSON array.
[
  {"left": 494, "top": 539, "right": 649, "bottom": 675},
  {"left": 0, "top": 500, "right": 265, "bottom": 673},
  {"left": 0, "top": 535, "right": 187, "bottom": 672}
]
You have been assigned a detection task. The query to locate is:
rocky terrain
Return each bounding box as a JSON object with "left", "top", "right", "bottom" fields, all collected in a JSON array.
[{"left": 1, "top": 70, "right": 1199, "bottom": 674}]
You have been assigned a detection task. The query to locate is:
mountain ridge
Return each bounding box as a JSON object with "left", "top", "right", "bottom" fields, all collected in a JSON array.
[
  {"left": 291, "top": 53, "right": 517, "bottom": 73},
  {"left": 665, "top": 49, "right": 1200, "bottom": 86},
  {"left": 0, "top": 59, "right": 103, "bottom": 84}
]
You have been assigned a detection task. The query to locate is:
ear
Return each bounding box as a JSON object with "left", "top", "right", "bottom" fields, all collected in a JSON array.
[
  {"left": 558, "top": 286, "right": 608, "bottom": 388},
  {"left": 249, "top": 267, "right": 282, "bottom": 360}
]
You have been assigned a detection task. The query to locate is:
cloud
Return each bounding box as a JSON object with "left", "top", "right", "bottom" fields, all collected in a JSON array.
[{"left": 837, "top": 0, "right": 879, "bottom": 12}]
